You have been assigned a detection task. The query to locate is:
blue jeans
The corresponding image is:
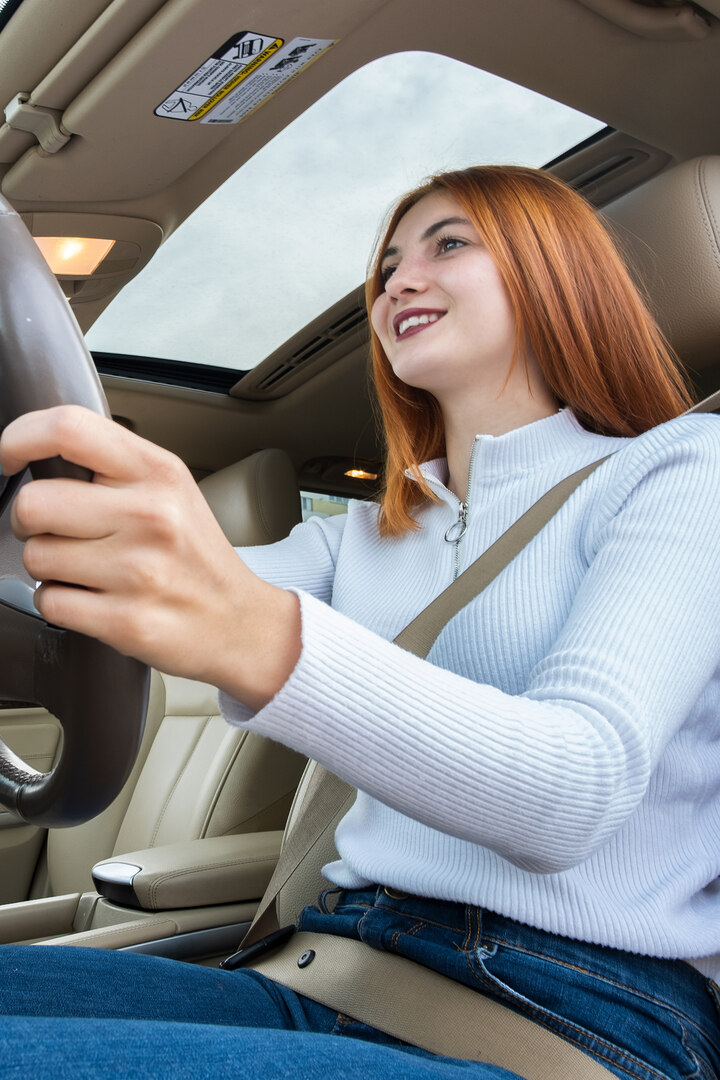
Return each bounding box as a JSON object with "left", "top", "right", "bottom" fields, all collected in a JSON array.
[
  {"left": 0, "top": 887, "right": 717, "bottom": 1079},
  {"left": 300, "top": 888, "right": 720, "bottom": 1080}
]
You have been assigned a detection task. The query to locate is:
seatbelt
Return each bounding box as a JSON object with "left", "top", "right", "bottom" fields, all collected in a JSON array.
[
  {"left": 229, "top": 455, "right": 608, "bottom": 957},
  {"left": 393, "top": 457, "right": 609, "bottom": 657},
  {"left": 233, "top": 765, "right": 356, "bottom": 953},
  {"left": 251, "top": 932, "right": 617, "bottom": 1080}
]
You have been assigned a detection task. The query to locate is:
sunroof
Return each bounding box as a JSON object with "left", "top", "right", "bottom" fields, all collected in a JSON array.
[{"left": 86, "top": 51, "right": 606, "bottom": 372}]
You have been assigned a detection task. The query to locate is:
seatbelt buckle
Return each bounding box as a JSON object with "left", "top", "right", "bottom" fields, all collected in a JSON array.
[{"left": 220, "top": 924, "right": 296, "bottom": 971}]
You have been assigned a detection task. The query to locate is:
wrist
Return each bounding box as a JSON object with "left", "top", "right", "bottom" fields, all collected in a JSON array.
[{"left": 211, "top": 581, "right": 302, "bottom": 713}]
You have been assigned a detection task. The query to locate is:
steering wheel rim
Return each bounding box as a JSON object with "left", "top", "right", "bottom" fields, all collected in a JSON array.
[{"left": 0, "top": 194, "right": 149, "bottom": 828}]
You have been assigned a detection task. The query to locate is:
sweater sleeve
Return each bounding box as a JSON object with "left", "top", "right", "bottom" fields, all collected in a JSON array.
[
  {"left": 232, "top": 509, "right": 347, "bottom": 601},
  {"left": 221, "top": 420, "right": 720, "bottom": 874}
]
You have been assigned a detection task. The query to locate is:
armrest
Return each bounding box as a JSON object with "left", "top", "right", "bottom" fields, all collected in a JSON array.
[{"left": 92, "top": 831, "right": 283, "bottom": 912}]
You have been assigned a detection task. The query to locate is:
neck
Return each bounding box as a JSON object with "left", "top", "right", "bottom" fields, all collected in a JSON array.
[{"left": 443, "top": 394, "right": 559, "bottom": 498}]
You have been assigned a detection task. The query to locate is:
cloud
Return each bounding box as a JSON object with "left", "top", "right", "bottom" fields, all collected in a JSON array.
[{"left": 87, "top": 51, "right": 602, "bottom": 369}]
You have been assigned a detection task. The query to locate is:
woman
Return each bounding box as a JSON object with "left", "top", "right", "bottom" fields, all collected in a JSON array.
[{"left": 0, "top": 166, "right": 718, "bottom": 1080}]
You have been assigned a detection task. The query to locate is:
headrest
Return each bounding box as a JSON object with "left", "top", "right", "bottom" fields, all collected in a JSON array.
[
  {"left": 198, "top": 448, "right": 302, "bottom": 547},
  {"left": 603, "top": 156, "right": 720, "bottom": 372}
]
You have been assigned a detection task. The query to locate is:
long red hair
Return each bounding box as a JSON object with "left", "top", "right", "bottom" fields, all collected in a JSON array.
[{"left": 366, "top": 165, "right": 693, "bottom": 537}]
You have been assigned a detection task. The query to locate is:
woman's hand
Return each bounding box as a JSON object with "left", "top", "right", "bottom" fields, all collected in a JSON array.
[{"left": 0, "top": 405, "right": 301, "bottom": 711}]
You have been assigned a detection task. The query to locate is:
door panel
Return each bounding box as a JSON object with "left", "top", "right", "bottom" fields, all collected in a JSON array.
[{"left": 0, "top": 709, "right": 61, "bottom": 903}]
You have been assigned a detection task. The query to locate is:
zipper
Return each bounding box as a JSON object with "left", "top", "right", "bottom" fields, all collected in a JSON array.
[{"left": 443, "top": 435, "right": 480, "bottom": 580}]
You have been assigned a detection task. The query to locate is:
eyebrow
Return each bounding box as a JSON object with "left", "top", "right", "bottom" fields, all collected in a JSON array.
[{"left": 380, "top": 217, "right": 472, "bottom": 263}]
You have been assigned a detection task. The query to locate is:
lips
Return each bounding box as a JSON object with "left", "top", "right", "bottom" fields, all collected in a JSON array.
[{"left": 392, "top": 308, "right": 446, "bottom": 340}]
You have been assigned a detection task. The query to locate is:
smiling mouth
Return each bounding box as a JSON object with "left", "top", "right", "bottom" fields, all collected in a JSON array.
[{"left": 394, "top": 311, "right": 445, "bottom": 339}]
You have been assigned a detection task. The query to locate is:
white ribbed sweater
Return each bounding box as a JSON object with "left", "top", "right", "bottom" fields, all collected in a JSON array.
[{"left": 220, "top": 409, "right": 720, "bottom": 980}]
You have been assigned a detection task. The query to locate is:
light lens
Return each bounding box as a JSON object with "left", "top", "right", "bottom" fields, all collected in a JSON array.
[
  {"left": 34, "top": 236, "right": 115, "bottom": 276},
  {"left": 344, "top": 468, "right": 378, "bottom": 481}
]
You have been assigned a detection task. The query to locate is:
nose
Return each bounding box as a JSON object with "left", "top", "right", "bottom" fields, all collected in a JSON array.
[{"left": 384, "top": 254, "right": 428, "bottom": 301}]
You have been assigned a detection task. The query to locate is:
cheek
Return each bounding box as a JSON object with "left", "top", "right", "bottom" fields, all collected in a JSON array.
[
  {"left": 370, "top": 295, "right": 390, "bottom": 344},
  {"left": 464, "top": 270, "right": 516, "bottom": 340}
]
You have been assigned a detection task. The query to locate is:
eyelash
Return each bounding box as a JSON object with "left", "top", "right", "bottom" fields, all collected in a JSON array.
[
  {"left": 380, "top": 234, "right": 467, "bottom": 284},
  {"left": 435, "top": 233, "right": 466, "bottom": 254}
]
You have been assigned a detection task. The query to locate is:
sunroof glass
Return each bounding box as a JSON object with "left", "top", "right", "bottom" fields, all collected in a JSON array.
[{"left": 86, "top": 51, "right": 606, "bottom": 372}]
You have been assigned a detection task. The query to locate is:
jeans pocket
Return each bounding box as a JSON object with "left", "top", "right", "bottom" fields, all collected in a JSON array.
[{"left": 465, "top": 939, "right": 704, "bottom": 1080}]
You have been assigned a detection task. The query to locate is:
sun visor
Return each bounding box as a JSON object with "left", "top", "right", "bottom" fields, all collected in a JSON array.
[
  {"left": 0, "top": 0, "right": 378, "bottom": 203},
  {"left": 0, "top": 0, "right": 115, "bottom": 168}
]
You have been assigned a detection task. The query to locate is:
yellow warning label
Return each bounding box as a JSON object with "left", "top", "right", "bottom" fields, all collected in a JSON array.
[
  {"left": 188, "top": 38, "right": 283, "bottom": 120},
  {"left": 155, "top": 32, "right": 335, "bottom": 126}
]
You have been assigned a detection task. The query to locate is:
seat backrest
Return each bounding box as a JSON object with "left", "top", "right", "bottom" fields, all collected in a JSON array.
[
  {"left": 602, "top": 155, "right": 720, "bottom": 381},
  {"left": 35, "top": 448, "right": 307, "bottom": 897},
  {"left": 269, "top": 156, "right": 720, "bottom": 930}
]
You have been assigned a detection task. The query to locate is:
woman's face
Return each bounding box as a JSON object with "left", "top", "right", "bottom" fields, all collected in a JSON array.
[{"left": 370, "top": 191, "right": 523, "bottom": 407}]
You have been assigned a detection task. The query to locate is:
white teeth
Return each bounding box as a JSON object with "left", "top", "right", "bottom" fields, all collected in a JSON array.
[{"left": 397, "top": 313, "right": 440, "bottom": 336}]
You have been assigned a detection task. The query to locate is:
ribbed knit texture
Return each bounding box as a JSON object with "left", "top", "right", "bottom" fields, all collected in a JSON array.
[{"left": 220, "top": 409, "right": 720, "bottom": 979}]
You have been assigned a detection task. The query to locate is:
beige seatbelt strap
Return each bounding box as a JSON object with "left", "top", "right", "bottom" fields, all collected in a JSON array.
[
  {"left": 394, "top": 457, "right": 608, "bottom": 657},
  {"left": 237, "top": 767, "right": 356, "bottom": 949},
  {"left": 231, "top": 455, "right": 608, "bottom": 958},
  {"left": 251, "top": 932, "right": 617, "bottom": 1080},
  {"left": 685, "top": 388, "right": 720, "bottom": 414}
]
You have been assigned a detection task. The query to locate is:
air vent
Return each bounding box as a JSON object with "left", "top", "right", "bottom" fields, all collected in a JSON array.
[
  {"left": 575, "top": 0, "right": 711, "bottom": 39},
  {"left": 232, "top": 286, "right": 369, "bottom": 400},
  {"left": 549, "top": 131, "right": 671, "bottom": 206}
]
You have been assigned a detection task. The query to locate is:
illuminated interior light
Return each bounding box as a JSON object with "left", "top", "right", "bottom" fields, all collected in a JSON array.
[
  {"left": 34, "top": 236, "right": 115, "bottom": 276},
  {"left": 344, "top": 468, "right": 378, "bottom": 481}
]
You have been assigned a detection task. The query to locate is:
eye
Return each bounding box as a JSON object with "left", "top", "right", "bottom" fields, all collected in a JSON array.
[
  {"left": 380, "top": 263, "right": 397, "bottom": 284},
  {"left": 435, "top": 234, "right": 466, "bottom": 255}
]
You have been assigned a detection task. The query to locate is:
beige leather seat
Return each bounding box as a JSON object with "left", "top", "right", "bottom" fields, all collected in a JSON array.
[
  {"left": 28, "top": 448, "right": 307, "bottom": 900},
  {"left": 603, "top": 155, "right": 720, "bottom": 393}
]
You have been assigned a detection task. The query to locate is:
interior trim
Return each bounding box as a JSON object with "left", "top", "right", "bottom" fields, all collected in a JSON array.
[{"left": 121, "top": 920, "right": 250, "bottom": 960}]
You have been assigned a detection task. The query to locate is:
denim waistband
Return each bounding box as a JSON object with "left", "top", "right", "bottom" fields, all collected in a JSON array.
[{"left": 297, "top": 886, "right": 720, "bottom": 1080}]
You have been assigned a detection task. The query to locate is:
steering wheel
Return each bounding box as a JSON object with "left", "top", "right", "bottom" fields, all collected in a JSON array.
[{"left": 0, "top": 193, "right": 149, "bottom": 829}]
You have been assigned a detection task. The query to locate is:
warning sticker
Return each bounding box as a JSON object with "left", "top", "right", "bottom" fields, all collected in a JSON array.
[{"left": 155, "top": 32, "right": 335, "bottom": 125}]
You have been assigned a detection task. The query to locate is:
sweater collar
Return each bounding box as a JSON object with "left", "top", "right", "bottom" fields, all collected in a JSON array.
[{"left": 410, "top": 409, "right": 608, "bottom": 498}]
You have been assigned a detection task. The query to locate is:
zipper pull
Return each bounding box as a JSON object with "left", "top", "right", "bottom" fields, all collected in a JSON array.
[{"left": 444, "top": 501, "right": 468, "bottom": 543}]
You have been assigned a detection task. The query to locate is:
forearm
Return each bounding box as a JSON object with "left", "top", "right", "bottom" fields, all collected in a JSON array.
[{"left": 207, "top": 580, "right": 302, "bottom": 712}]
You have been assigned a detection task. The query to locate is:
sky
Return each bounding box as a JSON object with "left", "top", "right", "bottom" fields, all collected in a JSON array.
[{"left": 86, "top": 51, "right": 604, "bottom": 370}]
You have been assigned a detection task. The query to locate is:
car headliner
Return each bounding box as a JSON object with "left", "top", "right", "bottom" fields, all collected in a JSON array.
[{"left": 0, "top": 0, "right": 717, "bottom": 492}]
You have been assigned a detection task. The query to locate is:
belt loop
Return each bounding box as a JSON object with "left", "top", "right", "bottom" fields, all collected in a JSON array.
[{"left": 318, "top": 887, "right": 343, "bottom": 914}]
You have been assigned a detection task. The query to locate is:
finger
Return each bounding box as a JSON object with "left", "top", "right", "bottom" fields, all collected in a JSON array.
[
  {"left": 0, "top": 406, "right": 167, "bottom": 483},
  {"left": 23, "top": 535, "right": 128, "bottom": 591},
  {"left": 33, "top": 582, "right": 123, "bottom": 648},
  {"left": 11, "top": 478, "right": 121, "bottom": 542},
  {"left": 33, "top": 582, "right": 197, "bottom": 675}
]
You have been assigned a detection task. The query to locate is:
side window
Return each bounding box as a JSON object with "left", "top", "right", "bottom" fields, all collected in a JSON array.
[{"left": 300, "top": 491, "right": 350, "bottom": 522}]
